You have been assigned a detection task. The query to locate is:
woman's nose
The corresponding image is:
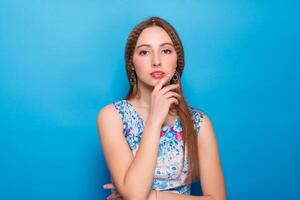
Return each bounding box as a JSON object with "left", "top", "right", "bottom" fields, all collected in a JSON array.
[{"left": 152, "top": 52, "right": 161, "bottom": 67}]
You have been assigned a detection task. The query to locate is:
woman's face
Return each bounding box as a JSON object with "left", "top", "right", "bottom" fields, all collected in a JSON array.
[{"left": 132, "top": 26, "right": 178, "bottom": 87}]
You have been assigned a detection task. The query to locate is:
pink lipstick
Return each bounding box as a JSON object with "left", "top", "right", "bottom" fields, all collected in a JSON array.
[{"left": 150, "top": 71, "right": 165, "bottom": 79}]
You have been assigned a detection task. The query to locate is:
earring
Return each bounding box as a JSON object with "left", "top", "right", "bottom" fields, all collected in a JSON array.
[
  {"left": 129, "top": 69, "right": 136, "bottom": 86},
  {"left": 171, "top": 70, "right": 180, "bottom": 84}
]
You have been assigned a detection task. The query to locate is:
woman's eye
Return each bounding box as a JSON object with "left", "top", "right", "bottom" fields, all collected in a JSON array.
[
  {"left": 163, "top": 49, "right": 172, "bottom": 54},
  {"left": 139, "top": 50, "right": 149, "bottom": 56}
]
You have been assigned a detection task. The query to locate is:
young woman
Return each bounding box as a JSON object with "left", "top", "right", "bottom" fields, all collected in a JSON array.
[{"left": 97, "top": 16, "right": 226, "bottom": 200}]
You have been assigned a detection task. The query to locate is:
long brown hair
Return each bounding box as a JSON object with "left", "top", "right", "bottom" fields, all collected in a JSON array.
[{"left": 124, "top": 16, "right": 199, "bottom": 183}]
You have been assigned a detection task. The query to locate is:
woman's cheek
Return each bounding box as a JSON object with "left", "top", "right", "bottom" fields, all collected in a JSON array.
[{"left": 133, "top": 56, "right": 150, "bottom": 68}]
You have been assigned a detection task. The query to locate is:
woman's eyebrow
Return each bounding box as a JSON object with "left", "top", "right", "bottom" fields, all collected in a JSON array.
[{"left": 136, "top": 42, "right": 174, "bottom": 49}]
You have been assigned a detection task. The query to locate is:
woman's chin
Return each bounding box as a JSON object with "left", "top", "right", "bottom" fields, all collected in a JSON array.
[
  {"left": 152, "top": 80, "right": 171, "bottom": 87},
  {"left": 139, "top": 78, "right": 171, "bottom": 88}
]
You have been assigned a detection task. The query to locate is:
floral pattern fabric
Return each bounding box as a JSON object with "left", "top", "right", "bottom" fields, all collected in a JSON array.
[{"left": 110, "top": 99, "right": 204, "bottom": 195}]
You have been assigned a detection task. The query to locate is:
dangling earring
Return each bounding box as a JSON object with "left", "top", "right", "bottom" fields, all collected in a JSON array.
[
  {"left": 171, "top": 70, "right": 180, "bottom": 84},
  {"left": 129, "top": 69, "right": 136, "bottom": 86}
]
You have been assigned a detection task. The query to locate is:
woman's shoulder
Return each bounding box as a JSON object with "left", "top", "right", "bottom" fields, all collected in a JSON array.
[
  {"left": 187, "top": 105, "right": 207, "bottom": 133},
  {"left": 97, "top": 102, "right": 117, "bottom": 122},
  {"left": 98, "top": 99, "right": 130, "bottom": 122},
  {"left": 187, "top": 104, "right": 205, "bottom": 118},
  {"left": 98, "top": 99, "right": 126, "bottom": 115},
  {"left": 96, "top": 101, "right": 124, "bottom": 135}
]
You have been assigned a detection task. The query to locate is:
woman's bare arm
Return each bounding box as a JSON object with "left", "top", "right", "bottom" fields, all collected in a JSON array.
[
  {"left": 97, "top": 104, "right": 161, "bottom": 200},
  {"left": 196, "top": 114, "right": 227, "bottom": 200}
]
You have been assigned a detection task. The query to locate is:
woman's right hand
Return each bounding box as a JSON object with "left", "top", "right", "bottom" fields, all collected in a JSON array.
[{"left": 148, "top": 74, "right": 181, "bottom": 127}]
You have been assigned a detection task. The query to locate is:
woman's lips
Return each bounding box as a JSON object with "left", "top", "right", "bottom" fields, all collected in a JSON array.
[{"left": 150, "top": 72, "right": 165, "bottom": 79}]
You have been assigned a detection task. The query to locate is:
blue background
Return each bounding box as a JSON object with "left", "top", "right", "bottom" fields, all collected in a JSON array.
[{"left": 1, "top": 0, "right": 299, "bottom": 199}]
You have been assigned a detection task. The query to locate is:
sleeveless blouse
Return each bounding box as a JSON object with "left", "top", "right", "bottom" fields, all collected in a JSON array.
[{"left": 110, "top": 99, "right": 205, "bottom": 195}]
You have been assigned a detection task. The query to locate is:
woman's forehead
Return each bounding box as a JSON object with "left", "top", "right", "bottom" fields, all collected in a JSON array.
[{"left": 136, "top": 26, "right": 173, "bottom": 46}]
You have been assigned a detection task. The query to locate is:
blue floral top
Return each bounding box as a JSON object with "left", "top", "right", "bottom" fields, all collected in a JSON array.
[{"left": 110, "top": 99, "right": 205, "bottom": 195}]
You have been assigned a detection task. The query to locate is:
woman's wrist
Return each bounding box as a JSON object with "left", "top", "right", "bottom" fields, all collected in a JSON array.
[
  {"left": 145, "top": 117, "right": 162, "bottom": 132},
  {"left": 146, "top": 114, "right": 157, "bottom": 125}
]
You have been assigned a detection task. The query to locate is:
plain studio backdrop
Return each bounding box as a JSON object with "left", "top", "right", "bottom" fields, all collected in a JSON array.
[{"left": 0, "top": 0, "right": 299, "bottom": 200}]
